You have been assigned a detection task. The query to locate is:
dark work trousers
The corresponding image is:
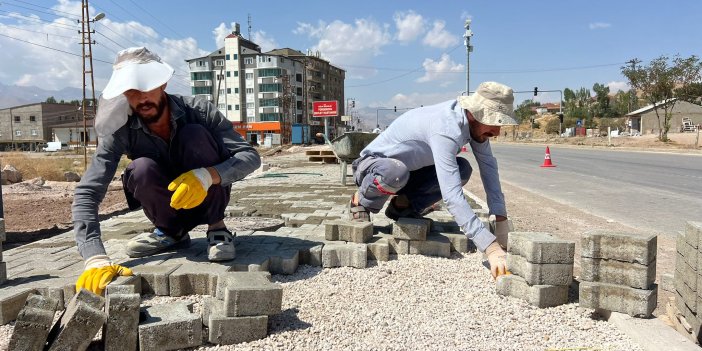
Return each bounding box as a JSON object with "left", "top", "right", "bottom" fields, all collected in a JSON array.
[
  {"left": 353, "top": 156, "right": 472, "bottom": 213},
  {"left": 122, "top": 124, "right": 230, "bottom": 238}
]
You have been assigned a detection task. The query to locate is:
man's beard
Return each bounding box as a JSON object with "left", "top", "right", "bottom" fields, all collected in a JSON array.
[{"left": 133, "top": 97, "right": 167, "bottom": 124}]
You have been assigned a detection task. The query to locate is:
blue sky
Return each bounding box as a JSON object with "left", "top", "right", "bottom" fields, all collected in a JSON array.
[{"left": 0, "top": 0, "right": 700, "bottom": 125}]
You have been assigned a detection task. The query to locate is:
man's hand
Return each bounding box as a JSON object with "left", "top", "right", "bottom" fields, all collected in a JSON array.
[
  {"left": 75, "top": 255, "right": 133, "bottom": 295},
  {"left": 493, "top": 216, "right": 511, "bottom": 250},
  {"left": 168, "top": 168, "right": 213, "bottom": 210},
  {"left": 485, "top": 241, "right": 509, "bottom": 279}
]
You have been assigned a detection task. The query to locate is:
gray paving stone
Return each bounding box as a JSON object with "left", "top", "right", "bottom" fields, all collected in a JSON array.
[
  {"left": 138, "top": 302, "right": 202, "bottom": 351},
  {"left": 392, "top": 218, "right": 430, "bottom": 241},
  {"left": 204, "top": 297, "right": 268, "bottom": 345},
  {"left": 8, "top": 294, "right": 59, "bottom": 351},
  {"left": 438, "top": 233, "right": 470, "bottom": 253},
  {"left": 580, "top": 257, "right": 656, "bottom": 290},
  {"left": 104, "top": 293, "right": 140, "bottom": 351},
  {"left": 677, "top": 231, "right": 698, "bottom": 271},
  {"left": 216, "top": 272, "right": 282, "bottom": 317},
  {"left": 298, "top": 244, "right": 323, "bottom": 267},
  {"left": 0, "top": 218, "right": 5, "bottom": 242},
  {"left": 579, "top": 281, "right": 658, "bottom": 318},
  {"left": 686, "top": 221, "right": 702, "bottom": 249},
  {"left": 408, "top": 235, "right": 451, "bottom": 258},
  {"left": 336, "top": 221, "right": 373, "bottom": 243},
  {"left": 169, "top": 263, "right": 228, "bottom": 296},
  {"left": 507, "top": 232, "right": 575, "bottom": 264},
  {"left": 269, "top": 249, "right": 300, "bottom": 275},
  {"left": 675, "top": 270, "right": 697, "bottom": 313},
  {"left": 507, "top": 254, "right": 573, "bottom": 286},
  {"left": 322, "top": 242, "right": 367, "bottom": 268},
  {"left": 495, "top": 274, "right": 568, "bottom": 308},
  {"left": 46, "top": 289, "right": 107, "bottom": 351},
  {"left": 226, "top": 253, "right": 271, "bottom": 272},
  {"left": 0, "top": 287, "right": 35, "bottom": 324},
  {"left": 581, "top": 230, "right": 657, "bottom": 265},
  {"left": 367, "top": 238, "right": 390, "bottom": 261},
  {"left": 131, "top": 264, "right": 181, "bottom": 296},
  {"left": 107, "top": 274, "right": 142, "bottom": 295},
  {"left": 676, "top": 253, "right": 697, "bottom": 294}
]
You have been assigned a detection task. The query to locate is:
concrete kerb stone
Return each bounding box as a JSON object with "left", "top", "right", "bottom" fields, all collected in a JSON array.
[
  {"left": 581, "top": 230, "right": 657, "bottom": 265},
  {"left": 46, "top": 289, "right": 107, "bottom": 351},
  {"left": 203, "top": 297, "right": 268, "bottom": 345},
  {"left": 506, "top": 254, "right": 573, "bottom": 286},
  {"left": 495, "top": 274, "right": 568, "bottom": 308},
  {"left": 216, "top": 272, "right": 282, "bottom": 317},
  {"left": 579, "top": 281, "right": 658, "bottom": 318},
  {"left": 581, "top": 257, "right": 656, "bottom": 290},
  {"left": 8, "top": 293, "right": 59, "bottom": 351},
  {"left": 392, "top": 218, "right": 430, "bottom": 241},
  {"left": 138, "top": 302, "right": 202, "bottom": 351},
  {"left": 507, "top": 232, "right": 575, "bottom": 264},
  {"left": 103, "top": 292, "right": 140, "bottom": 351}
]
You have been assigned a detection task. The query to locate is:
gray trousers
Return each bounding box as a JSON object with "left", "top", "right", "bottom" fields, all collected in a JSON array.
[{"left": 352, "top": 156, "right": 472, "bottom": 213}]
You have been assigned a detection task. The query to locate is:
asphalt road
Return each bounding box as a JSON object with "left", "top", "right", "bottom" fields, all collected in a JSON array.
[{"left": 481, "top": 143, "right": 702, "bottom": 236}]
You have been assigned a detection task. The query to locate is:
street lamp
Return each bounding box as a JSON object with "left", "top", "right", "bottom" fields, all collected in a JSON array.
[{"left": 463, "top": 19, "right": 474, "bottom": 95}]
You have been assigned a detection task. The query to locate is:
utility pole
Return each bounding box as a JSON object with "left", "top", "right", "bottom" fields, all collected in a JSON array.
[
  {"left": 463, "top": 19, "right": 474, "bottom": 95},
  {"left": 625, "top": 59, "right": 641, "bottom": 113},
  {"left": 79, "top": 0, "right": 103, "bottom": 169}
]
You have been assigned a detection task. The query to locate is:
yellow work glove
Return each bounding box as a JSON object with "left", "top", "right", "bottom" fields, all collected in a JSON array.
[
  {"left": 485, "top": 241, "right": 510, "bottom": 280},
  {"left": 168, "top": 168, "right": 213, "bottom": 210},
  {"left": 75, "top": 255, "right": 133, "bottom": 296}
]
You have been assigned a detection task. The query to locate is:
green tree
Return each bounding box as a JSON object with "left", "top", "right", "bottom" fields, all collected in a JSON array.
[
  {"left": 45, "top": 96, "right": 57, "bottom": 104},
  {"left": 675, "top": 82, "right": 702, "bottom": 105},
  {"left": 592, "top": 83, "right": 611, "bottom": 117},
  {"left": 515, "top": 99, "right": 539, "bottom": 123},
  {"left": 621, "top": 55, "right": 702, "bottom": 141}
]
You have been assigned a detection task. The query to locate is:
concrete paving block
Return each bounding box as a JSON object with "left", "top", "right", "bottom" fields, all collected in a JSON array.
[
  {"left": 204, "top": 296, "right": 268, "bottom": 344},
  {"left": 507, "top": 254, "right": 573, "bottom": 286},
  {"left": 106, "top": 274, "right": 142, "bottom": 295},
  {"left": 579, "top": 281, "right": 658, "bottom": 318},
  {"left": 495, "top": 274, "right": 568, "bottom": 308},
  {"left": 46, "top": 289, "right": 107, "bottom": 351},
  {"left": 0, "top": 287, "right": 35, "bottom": 324},
  {"left": 299, "top": 244, "right": 323, "bottom": 267},
  {"left": 660, "top": 273, "right": 675, "bottom": 293},
  {"left": 378, "top": 235, "right": 409, "bottom": 255},
  {"left": 507, "top": 232, "right": 575, "bottom": 264},
  {"left": 8, "top": 294, "right": 59, "bottom": 351},
  {"left": 0, "top": 261, "right": 6, "bottom": 284},
  {"left": 324, "top": 220, "right": 341, "bottom": 241},
  {"left": 438, "top": 233, "right": 470, "bottom": 253},
  {"left": 138, "top": 302, "right": 202, "bottom": 351},
  {"left": 217, "top": 272, "right": 282, "bottom": 317},
  {"left": 581, "top": 230, "right": 657, "bottom": 265},
  {"left": 392, "top": 218, "right": 430, "bottom": 241},
  {"left": 269, "top": 249, "right": 300, "bottom": 275},
  {"left": 367, "top": 237, "right": 390, "bottom": 261},
  {"left": 169, "top": 263, "right": 228, "bottom": 296},
  {"left": 675, "top": 270, "right": 697, "bottom": 313},
  {"left": 226, "top": 253, "right": 271, "bottom": 272},
  {"left": 676, "top": 253, "right": 697, "bottom": 293},
  {"left": 0, "top": 218, "right": 5, "bottom": 242},
  {"left": 677, "top": 232, "right": 698, "bottom": 270},
  {"left": 103, "top": 293, "right": 140, "bottom": 351},
  {"left": 131, "top": 264, "right": 181, "bottom": 296},
  {"left": 337, "top": 221, "right": 373, "bottom": 243},
  {"left": 581, "top": 257, "right": 656, "bottom": 290},
  {"left": 322, "top": 242, "right": 367, "bottom": 269},
  {"left": 408, "top": 235, "right": 451, "bottom": 258},
  {"left": 686, "top": 221, "right": 702, "bottom": 249}
]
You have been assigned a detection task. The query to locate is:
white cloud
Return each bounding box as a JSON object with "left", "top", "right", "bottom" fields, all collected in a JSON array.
[
  {"left": 294, "top": 19, "right": 391, "bottom": 79},
  {"left": 416, "top": 53, "right": 464, "bottom": 86},
  {"left": 393, "top": 10, "right": 425, "bottom": 43},
  {"left": 422, "top": 20, "right": 459, "bottom": 49},
  {"left": 589, "top": 22, "right": 611, "bottom": 30},
  {"left": 0, "top": 0, "right": 207, "bottom": 96},
  {"left": 607, "top": 81, "right": 629, "bottom": 92},
  {"left": 252, "top": 31, "right": 279, "bottom": 52},
  {"left": 212, "top": 22, "right": 235, "bottom": 48}
]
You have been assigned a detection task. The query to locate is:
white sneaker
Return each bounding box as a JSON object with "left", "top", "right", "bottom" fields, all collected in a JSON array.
[{"left": 207, "top": 228, "right": 236, "bottom": 261}]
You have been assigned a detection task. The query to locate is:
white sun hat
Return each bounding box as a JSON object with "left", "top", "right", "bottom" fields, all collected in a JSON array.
[
  {"left": 457, "top": 81, "right": 519, "bottom": 126},
  {"left": 101, "top": 46, "right": 174, "bottom": 99}
]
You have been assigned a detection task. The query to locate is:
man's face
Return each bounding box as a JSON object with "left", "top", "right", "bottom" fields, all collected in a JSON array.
[
  {"left": 123, "top": 84, "right": 167, "bottom": 124},
  {"left": 467, "top": 110, "right": 501, "bottom": 143}
]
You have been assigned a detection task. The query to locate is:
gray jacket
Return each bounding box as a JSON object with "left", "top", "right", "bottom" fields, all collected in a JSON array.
[{"left": 72, "top": 94, "right": 260, "bottom": 259}]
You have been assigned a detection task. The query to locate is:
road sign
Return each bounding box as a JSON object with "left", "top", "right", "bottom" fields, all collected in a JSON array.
[
  {"left": 576, "top": 119, "right": 582, "bottom": 127},
  {"left": 312, "top": 101, "right": 338, "bottom": 117},
  {"left": 341, "top": 115, "right": 352, "bottom": 121}
]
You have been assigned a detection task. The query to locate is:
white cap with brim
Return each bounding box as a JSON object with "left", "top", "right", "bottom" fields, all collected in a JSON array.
[
  {"left": 101, "top": 46, "right": 174, "bottom": 99},
  {"left": 458, "top": 81, "right": 519, "bottom": 126}
]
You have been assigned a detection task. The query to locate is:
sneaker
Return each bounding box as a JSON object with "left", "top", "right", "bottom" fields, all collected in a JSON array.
[
  {"left": 207, "top": 228, "right": 236, "bottom": 261},
  {"left": 385, "top": 197, "right": 423, "bottom": 221},
  {"left": 347, "top": 194, "right": 371, "bottom": 222},
  {"left": 125, "top": 228, "right": 191, "bottom": 258}
]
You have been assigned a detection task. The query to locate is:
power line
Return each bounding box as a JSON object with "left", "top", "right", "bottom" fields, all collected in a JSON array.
[
  {"left": 0, "top": 23, "right": 77, "bottom": 39},
  {"left": 125, "top": 0, "right": 185, "bottom": 39},
  {"left": 0, "top": 9, "right": 78, "bottom": 30},
  {"left": 4, "top": 0, "right": 81, "bottom": 19},
  {"left": 0, "top": 0, "right": 81, "bottom": 21}
]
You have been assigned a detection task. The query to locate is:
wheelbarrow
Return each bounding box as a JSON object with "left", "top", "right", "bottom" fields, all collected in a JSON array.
[{"left": 328, "top": 132, "right": 379, "bottom": 185}]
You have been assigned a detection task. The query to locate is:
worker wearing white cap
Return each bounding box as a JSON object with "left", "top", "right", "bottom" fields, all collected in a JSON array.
[
  {"left": 73, "top": 47, "right": 261, "bottom": 295},
  {"left": 349, "top": 82, "right": 518, "bottom": 279}
]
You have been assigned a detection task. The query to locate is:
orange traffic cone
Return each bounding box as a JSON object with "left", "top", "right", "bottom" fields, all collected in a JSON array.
[{"left": 540, "top": 146, "right": 556, "bottom": 167}]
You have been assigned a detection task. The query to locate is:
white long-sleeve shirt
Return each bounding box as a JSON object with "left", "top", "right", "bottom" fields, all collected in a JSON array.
[{"left": 360, "top": 99, "right": 507, "bottom": 252}]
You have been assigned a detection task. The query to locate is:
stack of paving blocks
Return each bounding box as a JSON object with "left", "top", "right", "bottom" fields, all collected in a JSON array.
[
  {"left": 1, "top": 218, "right": 5, "bottom": 285},
  {"left": 579, "top": 230, "right": 658, "bottom": 317},
  {"left": 323, "top": 219, "right": 371, "bottom": 268},
  {"left": 674, "top": 222, "right": 702, "bottom": 336},
  {"left": 497, "top": 232, "right": 575, "bottom": 308}
]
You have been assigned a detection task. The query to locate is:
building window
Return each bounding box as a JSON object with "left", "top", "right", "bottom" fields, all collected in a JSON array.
[
  {"left": 235, "top": 88, "right": 239, "bottom": 93},
  {"left": 215, "top": 59, "right": 224, "bottom": 66},
  {"left": 235, "top": 104, "right": 240, "bottom": 111},
  {"left": 245, "top": 57, "right": 253, "bottom": 64},
  {"left": 247, "top": 116, "right": 255, "bottom": 123},
  {"left": 245, "top": 73, "right": 254, "bottom": 80},
  {"left": 227, "top": 105, "right": 232, "bottom": 111},
  {"left": 246, "top": 88, "right": 253, "bottom": 94},
  {"left": 234, "top": 71, "right": 239, "bottom": 77},
  {"left": 216, "top": 74, "right": 224, "bottom": 80},
  {"left": 218, "top": 103, "right": 226, "bottom": 110},
  {"left": 258, "top": 83, "right": 282, "bottom": 92},
  {"left": 15, "top": 130, "right": 21, "bottom": 136},
  {"left": 31, "top": 129, "right": 38, "bottom": 136},
  {"left": 258, "top": 68, "right": 281, "bottom": 77},
  {"left": 296, "top": 73, "right": 303, "bottom": 82},
  {"left": 29, "top": 115, "right": 36, "bottom": 122},
  {"left": 225, "top": 54, "right": 230, "bottom": 60},
  {"left": 233, "top": 54, "right": 238, "bottom": 60},
  {"left": 191, "top": 72, "right": 213, "bottom": 80},
  {"left": 14, "top": 116, "right": 20, "bottom": 122},
  {"left": 246, "top": 102, "right": 255, "bottom": 109},
  {"left": 226, "top": 88, "right": 231, "bottom": 94},
  {"left": 197, "top": 60, "right": 205, "bottom": 67},
  {"left": 226, "top": 71, "right": 231, "bottom": 77}
]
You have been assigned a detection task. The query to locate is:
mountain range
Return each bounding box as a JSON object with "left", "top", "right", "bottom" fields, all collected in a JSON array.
[{"left": 0, "top": 82, "right": 87, "bottom": 109}]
